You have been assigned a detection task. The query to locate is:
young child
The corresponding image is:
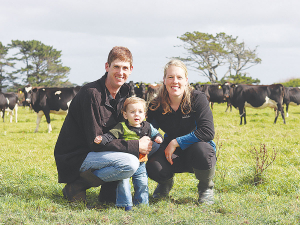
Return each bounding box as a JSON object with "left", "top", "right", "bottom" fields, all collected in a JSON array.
[{"left": 94, "top": 96, "right": 163, "bottom": 210}]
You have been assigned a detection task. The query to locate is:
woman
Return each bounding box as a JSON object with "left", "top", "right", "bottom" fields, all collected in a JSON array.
[{"left": 146, "top": 59, "right": 216, "bottom": 204}]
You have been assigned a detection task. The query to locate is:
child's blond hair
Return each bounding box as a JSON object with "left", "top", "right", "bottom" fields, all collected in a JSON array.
[{"left": 122, "top": 96, "right": 147, "bottom": 114}]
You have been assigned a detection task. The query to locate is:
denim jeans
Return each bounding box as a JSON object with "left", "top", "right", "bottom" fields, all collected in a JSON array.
[
  {"left": 79, "top": 151, "right": 140, "bottom": 182},
  {"left": 116, "top": 162, "right": 149, "bottom": 207}
]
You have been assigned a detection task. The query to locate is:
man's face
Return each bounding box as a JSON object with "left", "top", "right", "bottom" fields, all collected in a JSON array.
[{"left": 105, "top": 59, "right": 133, "bottom": 89}]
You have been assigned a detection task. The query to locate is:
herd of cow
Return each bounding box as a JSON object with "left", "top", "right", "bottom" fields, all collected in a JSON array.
[{"left": 0, "top": 82, "right": 299, "bottom": 133}]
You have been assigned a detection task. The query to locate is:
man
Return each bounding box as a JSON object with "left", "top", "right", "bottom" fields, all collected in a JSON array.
[{"left": 54, "top": 46, "right": 153, "bottom": 202}]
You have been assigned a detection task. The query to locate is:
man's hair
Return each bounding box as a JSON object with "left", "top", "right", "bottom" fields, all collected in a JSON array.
[
  {"left": 107, "top": 46, "right": 133, "bottom": 67},
  {"left": 122, "top": 96, "right": 146, "bottom": 113}
]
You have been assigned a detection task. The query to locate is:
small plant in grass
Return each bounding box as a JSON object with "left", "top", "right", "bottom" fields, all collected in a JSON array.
[
  {"left": 215, "top": 134, "right": 226, "bottom": 183},
  {"left": 250, "top": 144, "right": 277, "bottom": 185}
]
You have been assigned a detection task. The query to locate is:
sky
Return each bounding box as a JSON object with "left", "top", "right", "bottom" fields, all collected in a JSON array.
[{"left": 1, "top": 0, "right": 300, "bottom": 86}]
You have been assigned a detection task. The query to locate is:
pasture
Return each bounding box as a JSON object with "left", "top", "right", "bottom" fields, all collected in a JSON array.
[{"left": 1, "top": 104, "right": 300, "bottom": 224}]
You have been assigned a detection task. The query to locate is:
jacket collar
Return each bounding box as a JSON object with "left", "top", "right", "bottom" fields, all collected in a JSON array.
[{"left": 98, "top": 72, "right": 130, "bottom": 107}]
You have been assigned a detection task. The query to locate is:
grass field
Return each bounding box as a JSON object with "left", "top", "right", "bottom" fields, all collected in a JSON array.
[{"left": 1, "top": 104, "right": 300, "bottom": 224}]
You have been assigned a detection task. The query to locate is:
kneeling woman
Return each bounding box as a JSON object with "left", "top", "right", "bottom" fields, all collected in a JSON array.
[{"left": 146, "top": 59, "right": 217, "bottom": 204}]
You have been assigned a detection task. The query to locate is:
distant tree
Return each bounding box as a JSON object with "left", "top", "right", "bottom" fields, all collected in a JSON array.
[
  {"left": 0, "top": 42, "right": 15, "bottom": 91},
  {"left": 9, "top": 40, "right": 70, "bottom": 87},
  {"left": 281, "top": 78, "right": 300, "bottom": 87},
  {"left": 176, "top": 32, "right": 261, "bottom": 83},
  {"left": 221, "top": 73, "right": 260, "bottom": 84},
  {"left": 225, "top": 38, "right": 261, "bottom": 76},
  {"left": 176, "top": 32, "right": 230, "bottom": 83}
]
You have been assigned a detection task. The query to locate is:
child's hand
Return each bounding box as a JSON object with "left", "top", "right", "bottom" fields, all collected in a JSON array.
[
  {"left": 154, "top": 136, "right": 163, "bottom": 144},
  {"left": 94, "top": 135, "right": 102, "bottom": 144}
]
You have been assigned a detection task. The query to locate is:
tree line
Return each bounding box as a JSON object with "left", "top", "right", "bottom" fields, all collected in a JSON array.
[
  {"left": 0, "top": 40, "right": 72, "bottom": 92},
  {"left": 1, "top": 33, "right": 299, "bottom": 92}
]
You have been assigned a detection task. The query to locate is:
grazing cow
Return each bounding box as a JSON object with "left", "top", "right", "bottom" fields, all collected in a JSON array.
[
  {"left": 0, "top": 92, "right": 18, "bottom": 123},
  {"left": 147, "top": 83, "right": 162, "bottom": 102},
  {"left": 199, "top": 83, "right": 232, "bottom": 112},
  {"left": 230, "top": 84, "right": 286, "bottom": 125},
  {"left": 283, "top": 87, "right": 300, "bottom": 117},
  {"left": 31, "top": 86, "right": 81, "bottom": 133},
  {"left": 134, "top": 82, "right": 147, "bottom": 100},
  {"left": 0, "top": 93, "right": 7, "bottom": 121}
]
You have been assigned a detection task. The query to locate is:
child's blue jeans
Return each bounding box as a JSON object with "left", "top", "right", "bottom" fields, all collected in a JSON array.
[{"left": 116, "top": 162, "right": 148, "bottom": 207}]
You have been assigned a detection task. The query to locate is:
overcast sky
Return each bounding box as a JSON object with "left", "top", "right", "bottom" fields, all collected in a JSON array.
[{"left": 1, "top": 0, "right": 300, "bottom": 86}]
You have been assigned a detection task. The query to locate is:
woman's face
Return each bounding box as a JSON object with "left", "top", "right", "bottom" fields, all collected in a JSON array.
[{"left": 164, "top": 65, "right": 188, "bottom": 99}]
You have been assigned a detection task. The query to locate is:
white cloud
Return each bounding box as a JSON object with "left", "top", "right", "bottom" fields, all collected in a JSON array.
[{"left": 1, "top": 0, "right": 300, "bottom": 85}]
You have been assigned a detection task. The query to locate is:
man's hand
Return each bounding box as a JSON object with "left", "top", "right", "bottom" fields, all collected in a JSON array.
[{"left": 139, "top": 136, "right": 152, "bottom": 155}]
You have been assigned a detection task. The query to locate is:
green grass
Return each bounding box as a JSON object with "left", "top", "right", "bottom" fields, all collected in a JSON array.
[{"left": 1, "top": 105, "right": 300, "bottom": 224}]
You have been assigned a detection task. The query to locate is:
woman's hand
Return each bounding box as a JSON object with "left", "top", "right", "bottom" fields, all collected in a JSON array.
[{"left": 165, "top": 139, "right": 179, "bottom": 165}]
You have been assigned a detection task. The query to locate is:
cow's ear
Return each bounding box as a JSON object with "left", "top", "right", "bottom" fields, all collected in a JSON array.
[
  {"left": 33, "top": 88, "right": 38, "bottom": 92},
  {"left": 218, "top": 85, "right": 222, "bottom": 89},
  {"left": 231, "top": 84, "right": 236, "bottom": 88}
]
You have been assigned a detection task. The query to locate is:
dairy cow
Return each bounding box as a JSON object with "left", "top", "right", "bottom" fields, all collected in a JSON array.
[
  {"left": 230, "top": 84, "right": 286, "bottom": 125},
  {"left": 30, "top": 86, "right": 81, "bottom": 133},
  {"left": 283, "top": 87, "right": 300, "bottom": 117},
  {"left": 0, "top": 93, "right": 7, "bottom": 121},
  {"left": 0, "top": 92, "right": 18, "bottom": 123},
  {"left": 134, "top": 82, "right": 147, "bottom": 100},
  {"left": 198, "top": 83, "right": 232, "bottom": 112}
]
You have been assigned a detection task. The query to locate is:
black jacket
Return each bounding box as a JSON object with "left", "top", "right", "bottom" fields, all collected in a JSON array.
[
  {"left": 147, "top": 90, "right": 215, "bottom": 144},
  {"left": 54, "top": 73, "right": 139, "bottom": 183}
]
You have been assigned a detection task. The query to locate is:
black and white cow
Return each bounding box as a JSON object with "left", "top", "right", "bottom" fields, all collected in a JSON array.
[
  {"left": 0, "top": 92, "right": 7, "bottom": 121},
  {"left": 198, "top": 83, "right": 232, "bottom": 112},
  {"left": 283, "top": 87, "right": 300, "bottom": 117},
  {"left": 0, "top": 92, "right": 18, "bottom": 123},
  {"left": 230, "top": 84, "right": 285, "bottom": 125},
  {"left": 134, "top": 82, "right": 147, "bottom": 100},
  {"left": 30, "top": 86, "right": 81, "bottom": 133}
]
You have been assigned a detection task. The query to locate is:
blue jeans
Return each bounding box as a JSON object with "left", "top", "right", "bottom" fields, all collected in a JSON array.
[
  {"left": 116, "top": 162, "right": 148, "bottom": 207},
  {"left": 79, "top": 151, "right": 140, "bottom": 182}
]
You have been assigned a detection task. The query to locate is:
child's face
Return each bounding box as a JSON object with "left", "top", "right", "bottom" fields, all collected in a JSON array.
[{"left": 123, "top": 102, "right": 146, "bottom": 127}]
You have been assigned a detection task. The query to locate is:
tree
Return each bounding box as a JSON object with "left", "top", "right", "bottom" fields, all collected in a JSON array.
[
  {"left": 220, "top": 73, "right": 260, "bottom": 84},
  {"left": 281, "top": 78, "right": 300, "bottom": 87},
  {"left": 224, "top": 38, "right": 261, "bottom": 76},
  {"left": 9, "top": 40, "right": 70, "bottom": 87},
  {"left": 176, "top": 32, "right": 230, "bottom": 83},
  {"left": 176, "top": 32, "right": 261, "bottom": 83},
  {"left": 0, "top": 42, "right": 15, "bottom": 91}
]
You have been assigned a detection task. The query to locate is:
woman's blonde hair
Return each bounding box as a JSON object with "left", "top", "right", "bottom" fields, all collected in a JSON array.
[{"left": 149, "top": 59, "right": 194, "bottom": 115}]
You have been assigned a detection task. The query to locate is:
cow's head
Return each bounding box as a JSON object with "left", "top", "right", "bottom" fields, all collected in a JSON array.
[
  {"left": 22, "top": 86, "right": 33, "bottom": 103},
  {"left": 221, "top": 82, "right": 231, "bottom": 100}
]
